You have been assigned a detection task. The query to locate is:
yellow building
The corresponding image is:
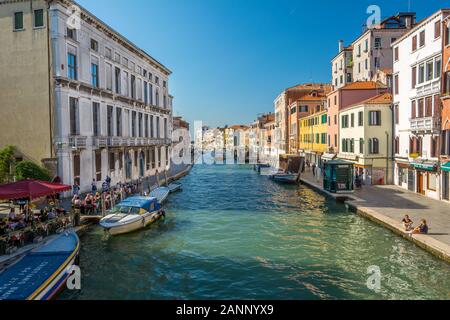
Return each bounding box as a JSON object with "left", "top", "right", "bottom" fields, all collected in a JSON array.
[
  {"left": 299, "top": 110, "right": 328, "bottom": 165},
  {"left": 0, "top": 0, "right": 54, "bottom": 168}
]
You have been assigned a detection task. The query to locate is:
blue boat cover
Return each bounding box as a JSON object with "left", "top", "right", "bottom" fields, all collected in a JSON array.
[
  {"left": 119, "top": 196, "right": 161, "bottom": 212},
  {"left": 0, "top": 231, "right": 79, "bottom": 300}
]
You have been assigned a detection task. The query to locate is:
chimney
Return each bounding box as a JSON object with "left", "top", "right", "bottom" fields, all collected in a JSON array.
[
  {"left": 400, "top": 12, "right": 416, "bottom": 29},
  {"left": 338, "top": 40, "right": 344, "bottom": 52}
]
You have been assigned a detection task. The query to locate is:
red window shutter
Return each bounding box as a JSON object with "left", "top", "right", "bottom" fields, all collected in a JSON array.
[
  {"left": 418, "top": 99, "right": 424, "bottom": 118},
  {"left": 434, "top": 95, "right": 441, "bottom": 116},
  {"left": 412, "top": 67, "right": 416, "bottom": 88},
  {"left": 411, "top": 100, "right": 416, "bottom": 119},
  {"left": 425, "top": 97, "right": 433, "bottom": 117},
  {"left": 394, "top": 75, "right": 399, "bottom": 95}
]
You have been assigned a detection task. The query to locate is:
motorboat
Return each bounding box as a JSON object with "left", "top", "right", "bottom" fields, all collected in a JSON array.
[
  {"left": 100, "top": 197, "right": 165, "bottom": 236},
  {"left": 150, "top": 187, "right": 170, "bottom": 204},
  {"left": 271, "top": 172, "right": 300, "bottom": 184},
  {"left": 254, "top": 163, "right": 271, "bottom": 173},
  {"left": 0, "top": 230, "right": 80, "bottom": 300},
  {"left": 168, "top": 183, "right": 182, "bottom": 193}
]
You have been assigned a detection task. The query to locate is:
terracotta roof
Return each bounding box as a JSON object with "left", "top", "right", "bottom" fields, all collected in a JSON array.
[
  {"left": 297, "top": 94, "right": 327, "bottom": 101},
  {"left": 341, "top": 81, "right": 387, "bottom": 90},
  {"left": 364, "top": 93, "right": 392, "bottom": 104},
  {"left": 229, "top": 125, "right": 249, "bottom": 130},
  {"left": 378, "top": 68, "right": 393, "bottom": 75},
  {"left": 348, "top": 93, "right": 392, "bottom": 108},
  {"left": 285, "top": 83, "right": 333, "bottom": 92}
]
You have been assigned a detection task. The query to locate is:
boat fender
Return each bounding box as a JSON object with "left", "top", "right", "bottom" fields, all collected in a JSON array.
[
  {"left": 161, "top": 210, "right": 166, "bottom": 219},
  {"left": 142, "top": 216, "right": 146, "bottom": 226}
]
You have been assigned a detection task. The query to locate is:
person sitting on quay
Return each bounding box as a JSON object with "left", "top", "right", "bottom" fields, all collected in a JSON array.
[
  {"left": 411, "top": 219, "right": 429, "bottom": 235},
  {"left": 407, "top": 219, "right": 429, "bottom": 236},
  {"left": 402, "top": 215, "right": 414, "bottom": 231}
]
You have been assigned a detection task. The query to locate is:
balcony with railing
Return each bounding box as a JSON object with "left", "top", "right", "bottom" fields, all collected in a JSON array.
[
  {"left": 415, "top": 78, "right": 440, "bottom": 97},
  {"left": 69, "top": 136, "right": 87, "bottom": 149},
  {"left": 410, "top": 116, "right": 441, "bottom": 133},
  {"left": 94, "top": 136, "right": 108, "bottom": 148}
]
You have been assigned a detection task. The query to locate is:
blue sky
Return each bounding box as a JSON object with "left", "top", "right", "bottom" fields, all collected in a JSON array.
[{"left": 76, "top": 0, "right": 449, "bottom": 129}]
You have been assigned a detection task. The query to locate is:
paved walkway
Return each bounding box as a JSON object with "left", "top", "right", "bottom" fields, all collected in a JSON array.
[
  {"left": 299, "top": 168, "right": 450, "bottom": 263},
  {"left": 60, "top": 161, "right": 192, "bottom": 211}
]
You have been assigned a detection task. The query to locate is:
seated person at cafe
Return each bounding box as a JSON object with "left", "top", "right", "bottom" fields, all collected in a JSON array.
[
  {"left": 401, "top": 215, "right": 414, "bottom": 231},
  {"left": 47, "top": 208, "right": 57, "bottom": 220},
  {"left": 8, "top": 208, "right": 18, "bottom": 222},
  {"left": 17, "top": 218, "right": 27, "bottom": 229}
]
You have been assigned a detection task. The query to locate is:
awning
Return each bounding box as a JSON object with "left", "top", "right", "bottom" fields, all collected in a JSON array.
[
  {"left": 396, "top": 162, "right": 411, "bottom": 168},
  {"left": 0, "top": 180, "right": 71, "bottom": 200},
  {"left": 322, "top": 153, "right": 337, "bottom": 161},
  {"left": 442, "top": 162, "right": 450, "bottom": 172},
  {"left": 411, "top": 160, "right": 438, "bottom": 172},
  {"left": 337, "top": 154, "right": 359, "bottom": 162}
]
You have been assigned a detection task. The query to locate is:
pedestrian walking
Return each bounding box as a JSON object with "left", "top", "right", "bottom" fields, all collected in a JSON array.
[
  {"left": 72, "top": 182, "right": 80, "bottom": 196},
  {"left": 312, "top": 163, "right": 317, "bottom": 177},
  {"left": 91, "top": 179, "right": 97, "bottom": 194},
  {"left": 102, "top": 180, "right": 109, "bottom": 193}
]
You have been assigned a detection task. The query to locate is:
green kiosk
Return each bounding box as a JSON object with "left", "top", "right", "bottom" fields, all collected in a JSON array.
[{"left": 323, "top": 160, "right": 354, "bottom": 193}]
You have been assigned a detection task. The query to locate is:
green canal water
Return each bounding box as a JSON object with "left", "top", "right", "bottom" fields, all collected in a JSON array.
[{"left": 61, "top": 164, "right": 450, "bottom": 300}]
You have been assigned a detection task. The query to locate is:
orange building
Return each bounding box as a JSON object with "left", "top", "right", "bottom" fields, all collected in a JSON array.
[
  {"left": 441, "top": 16, "right": 450, "bottom": 201},
  {"left": 326, "top": 81, "right": 388, "bottom": 158},
  {"left": 274, "top": 83, "right": 332, "bottom": 155}
]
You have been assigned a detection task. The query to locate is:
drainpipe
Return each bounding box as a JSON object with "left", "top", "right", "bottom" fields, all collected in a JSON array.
[
  {"left": 389, "top": 104, "right": 395, "bottom": 184},
  {"left": 385, "top": 130, "right": 389, "bottom": 185},
  {"left": 46, "top": 1, "right": 54, "bottom": 159}
]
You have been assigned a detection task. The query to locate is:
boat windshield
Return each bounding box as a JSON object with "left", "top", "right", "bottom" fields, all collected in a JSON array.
[{"left": 110, "top": 205, "right": 141, "bottom": 215}]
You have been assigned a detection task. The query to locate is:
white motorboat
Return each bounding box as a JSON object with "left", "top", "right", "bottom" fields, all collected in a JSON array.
[
  {"left": 100, "top": 197, "right": 165, "bottom": 236},
  {"left": 150, "top": 187, "right": 170, "bottom": 204}
]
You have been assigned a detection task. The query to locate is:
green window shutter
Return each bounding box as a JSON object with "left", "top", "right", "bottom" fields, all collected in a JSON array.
[
  {"left": 14, "top": 12, "right": 23, "bottom": 30},
  {"left": 35, "top": 9, "right": 44, "bottom": 27}
]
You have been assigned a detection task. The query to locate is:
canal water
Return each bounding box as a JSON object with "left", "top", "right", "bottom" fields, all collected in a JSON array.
[{"left": 61, "top": 164, "right": 450, "bottom": 300}]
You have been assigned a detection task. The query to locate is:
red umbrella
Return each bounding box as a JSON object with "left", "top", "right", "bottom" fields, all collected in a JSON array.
[{"left": 0, "top": 180, "right": 71, "bottom": 200}]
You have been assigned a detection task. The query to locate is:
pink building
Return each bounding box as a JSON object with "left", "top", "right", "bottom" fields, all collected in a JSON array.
[{"left": 325, "top": 81, "right": 388, "bottom": 158}]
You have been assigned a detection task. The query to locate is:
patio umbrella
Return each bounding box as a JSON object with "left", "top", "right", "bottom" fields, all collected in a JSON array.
[{"left": 0, "top": 180, "right": 71, "bottom": 201}]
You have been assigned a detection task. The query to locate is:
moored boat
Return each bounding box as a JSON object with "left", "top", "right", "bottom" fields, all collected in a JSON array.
[
  {"left": 100, "top": 197, "right": 165, "bottom": 236},
  {"left": 254, "top": 163, "right": 271, "bottom": 173},
  {"left": 0, "top": 230, "right": 80, "bottom": 300},
  {"left": 168, "top": 183, "right": 182, "bottom": 193},
  {"left": 271, "top": 173, "right": 300, "bottom": 184},
  {"left": 150, "top": 187, "right": 170, "bottom": 204}
]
